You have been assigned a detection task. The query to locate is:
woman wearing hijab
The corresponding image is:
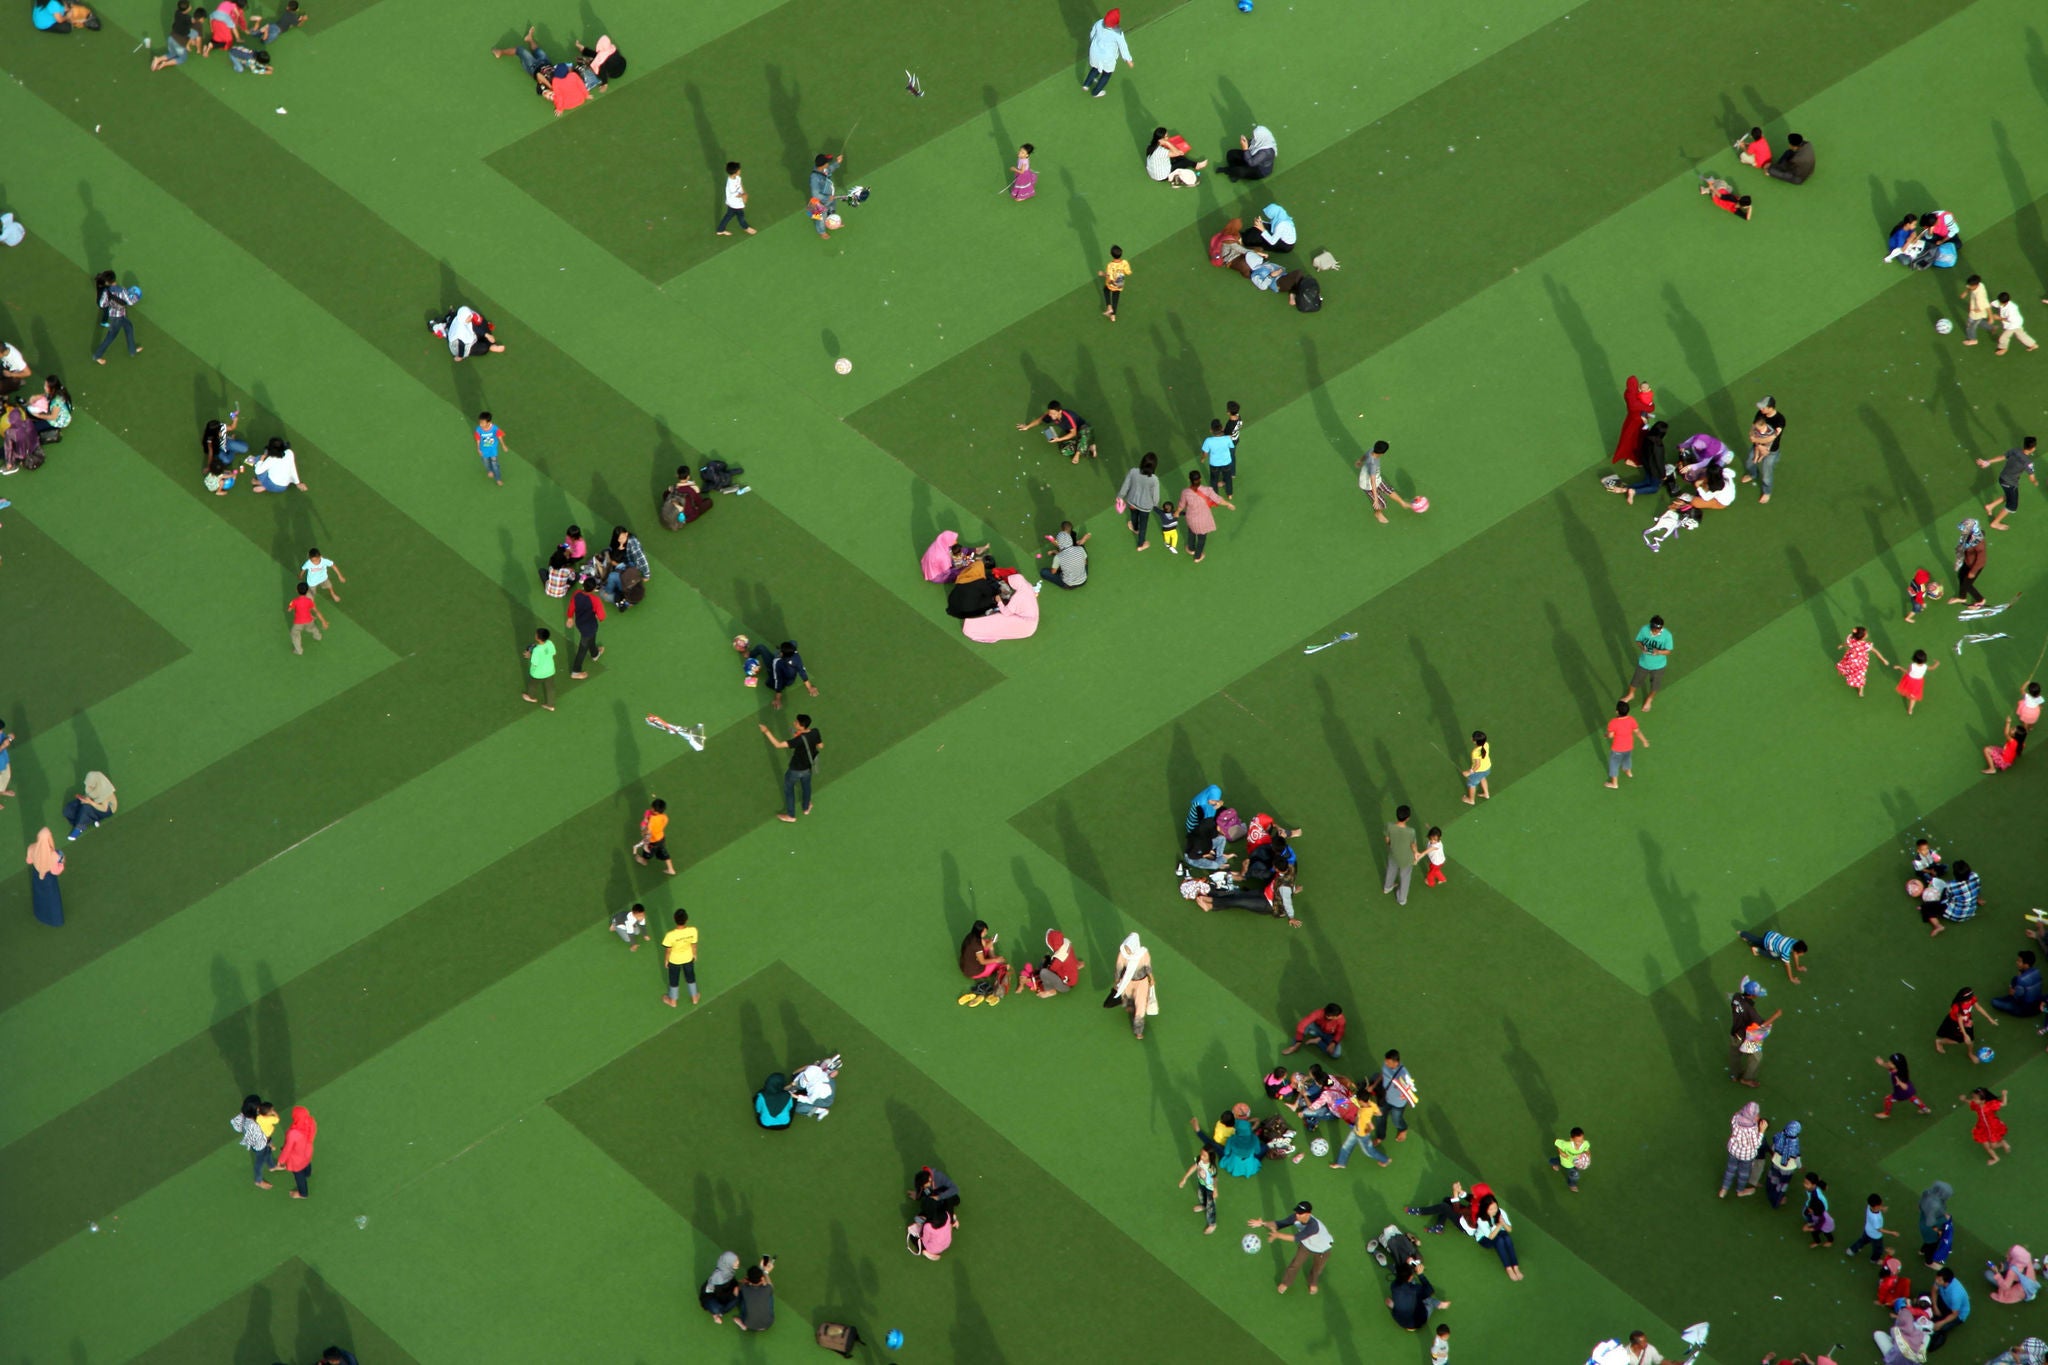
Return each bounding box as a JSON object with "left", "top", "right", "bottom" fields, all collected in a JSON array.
[
  {"left": 1465, "top": 1183, "right": 1523, "bottom": 1280},
  {"left": 1719, "top": 1102, "right": 1767, "bottom": 1197},
  {"left": 1987, "top": 1245, "right": 2039, "bottom": 1303},
  {"left": 919, "top": 531, "right": 961, "bottom": 583},
  {"left": 957, "top": 920, "right": 1009, "bottom": 1002},
  {"left": 1918, "top": 1181, "right": 1955, "bottom": 1265},
  {"left": 272, "top": 1106, "right": 317, "bottom": 1199},
  {"left": 1876, "top": 1298, "right": 1933, "bottom": 1365},
  {"left": 1111, "top": 932, "right": 1155, "bottom": 1040},
  {"left": 1988, "top": 1340, "right": 2047, "bottom": 1365},
  {"left": 1217, "top": 1102, "right": 1262, "bottom": 1177},
  {"left": 1224, "top": 125, "right": 1278, "bottom": 182},
  {"left": 1955, "top": 519, "right": 1988, "bottom": 605},
  {"left": 1082, "top": 8, "right": 1133, "bottom": 97},
  {"left": 1604, "top": 420, "right": 1670, "bottom": 502},
  {"left": 26, "top": 827, "right": 64, "bottom": 927},
  {"left": 1243, "top": 204, "right": 1297, "bottom": 254},
  {"left": 700, "top": 1251, "right": 742, "bottom": 1323},
  {"left": 946, "top": 561, "right": 1001, "bottom": 619},
  {"left": 1762, "top": 1119, "right": 1803, "bottom": 1207},
  {"left": 754, "top": 1073, "right": 794, "bottom": 1129},
  {"left": 63, "top": 770, "right": 117, "bottom": 840},
  {"left": 1026, "top": 929, "right": 1083, "bottom": 998},
  {"left": 907, "top": 1195, "right": 958, "bottom": 1260},
  {"left": 1611, "top": 376, "right": 1655, "bottom": 464}
]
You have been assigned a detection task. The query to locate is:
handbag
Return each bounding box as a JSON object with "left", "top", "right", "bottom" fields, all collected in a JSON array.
[
  {"left": 1101, "top": 987, "right": 1123, "bottom": 1008},
  {"left": 1114, "top": 496, "right": 1126, "bottom": 514}
]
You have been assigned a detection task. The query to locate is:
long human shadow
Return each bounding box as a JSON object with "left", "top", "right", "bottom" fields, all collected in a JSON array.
[
  {"left": 1860, "top": 402, "right": 1933, "bottom": 531},
  {"left": 682, "top": 84, "right": 723, "bottom": 210},
  {"left": 1542, "top": 275, "right": 1614, "bottom": 461},
  {"left": 1554, "top": 487, "right": 1630, "bottom": 679},
  {"left": 763, "top": 66, "right": 810, "bottom": 196},
  {"left": 1543, "top": 600, "right": 1606, "bottom": 741},
  {"left": 982, "top": 84, "right": 1013, "bottom": 184},
  {"left": 1785, "top": 544, "right": 1841, "bottom": 655},
  {"left": 1061, "top": 165, "right": 1101, "bottom": 280},
  {"left": 1661, "top": 283, "right": 1739, "bottom": 440},
  {"left": 1050, "top": 797, "right": 1122, "bottom": 974},
  {"left": 1990, "top": 122, "right": 2045, "bottom": 283},
  {"left": 1300, "top": 336, "right": 1367, "bottom": 476}
]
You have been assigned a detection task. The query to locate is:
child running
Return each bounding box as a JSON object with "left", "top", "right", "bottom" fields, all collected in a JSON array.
[
  {"left": 300, "top": 547, "right": 345, "bottom": 603},
  {"left": 633, "top": 798, "right": 676, "bottom": 875},
  {"left": 1933, "top": 987, "right": 1997, "bottom": 1060},
  {"left": 1964, "top": 1087, "right": 2011, "bottom": 1164},
  {"left": 1896, "top": 650, "right": 1939, "bottom": 715},
  {"left": 1874, "top": 1053, "right": 1933, "bottom": 1117},
  {"left": 1547, "top": 1127, "right": 1590, "bottom": 1191},
  {"left": 1176, "top": 1147, "right": 1218, "bottom": 1234},
  {"left": 1460, "top": 731, "right": 1491, "bottom": 804},
  {"left": 1904, "top": 568, "right": 1940, "bottom": 623},
  {"left": 1836, "top": 627, "right": 1891, "bottom": 695},
  {"left": 1098, "top": 245, "right": 1130, "bottom": 321},
  {"left": 474, "top": 411, "right": 505, "bottom": 485}
]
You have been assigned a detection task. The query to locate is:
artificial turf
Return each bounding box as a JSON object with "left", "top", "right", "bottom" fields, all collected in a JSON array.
[{"left": 3, "top": 0, "right": 2048, "bottom": 1361}]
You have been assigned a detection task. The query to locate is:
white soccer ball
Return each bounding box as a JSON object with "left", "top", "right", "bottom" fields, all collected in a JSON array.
[
  {"left": 1936, "top": 317, "right": 1954, "bottom": 335},
  {"left": 825, "top": 213, "right": 844, "bottom": 230},
  {"left": 1309, "top": 1137, "right": 1330, "bottom": 1157},
  {"left": 834, "top": 357, "right": 852, "bottom": 375},
  {"left": 1241, "top": 1233, "right": 1263, "bottom": 1254}
]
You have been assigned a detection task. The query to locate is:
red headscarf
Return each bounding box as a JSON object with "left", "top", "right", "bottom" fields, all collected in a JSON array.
[
  {"left": 1043, "top": 930, "right": 1082, "bottom": 988},
  {"left": 1104, "top": 8, "right": 1122, "bottom": 26},
  {"left": 276, "top": 1106, "right": 318, "bottom": 1171}
]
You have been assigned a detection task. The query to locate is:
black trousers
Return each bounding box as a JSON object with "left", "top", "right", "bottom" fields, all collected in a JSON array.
[
  {"left": 1957, "top": 565, "right": 1984, "bottom": 604},
  {"left": 573, "top": 628, "right": 602, "bottom": 671}
]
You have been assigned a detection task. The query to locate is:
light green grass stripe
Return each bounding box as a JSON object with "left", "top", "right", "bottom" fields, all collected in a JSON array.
[
  {"left": 4, "top": 422, "right": 395, "bottom": 803},
  {"left": 0, "top": 87, "right": 734, "bottom": 643},
  {"left": 1881, "top": 1052, "right": 2047, "bottom": 1229}
]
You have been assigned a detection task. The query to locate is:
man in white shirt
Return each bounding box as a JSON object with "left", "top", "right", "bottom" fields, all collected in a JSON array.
[
  {"left": 789, "top": 1055, "right": 840, "bottom": 1120},
  {"left": 1995, "top": 292, "right": 2038, "bottom": 355},
  {"left": 0, "top": 340, "right": 29, "bottom": 394},
  {"left": 1621, "top": 1331, "right": 1665, "bottom": 1365}
]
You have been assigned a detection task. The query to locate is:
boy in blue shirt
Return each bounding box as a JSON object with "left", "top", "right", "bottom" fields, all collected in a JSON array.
[
  {"left": 1202, "top": 418, "right": 1238, "bottom": 495},
  {"left": 1844, "top": 1193, "right": 1896, "bottom": 1262},
  {"left": 1739, "top": 929, "right": 1808, "bottom": 984},
  {"left": 473, "top": 410, "right": 505, "bottom": 485}
]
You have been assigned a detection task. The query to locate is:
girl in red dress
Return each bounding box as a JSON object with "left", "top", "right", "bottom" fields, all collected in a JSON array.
[
  {"left": 1611, "top": 376, "right": 1655, "bottom": 464},
  {"left": 1836, "top": 627, "right": 1892, "bottom": 695},
  {"left": 1895, "top": 649, "right": 1939, "bottom": 715},
  {"left": 1964, "top": 1087, "right": 2011, "bottom": 1165}
]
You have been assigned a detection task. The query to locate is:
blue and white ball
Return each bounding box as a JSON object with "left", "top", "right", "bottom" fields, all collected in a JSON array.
[
  {"left": 1241, "top": 1232, "right": 1263, "bottom": 1253},
  {"left": 1309, "top": 1137, "right": 1330, "bottom": 1157},
  {"left": 886, "top": 1329, "right": 904, "bottom": 1349},
  {"left": 1237, "top": 0, "right": 1254, "bottom": 10},
  {"left": 123, "top": 285, "right": 143, "bottom": 305},
  {"left": 1977, "top": 1046, "right": 1995, "bottom": 1063},
  {"left": 1935, "top": 317, "right": 1954, "bottom": 335}
]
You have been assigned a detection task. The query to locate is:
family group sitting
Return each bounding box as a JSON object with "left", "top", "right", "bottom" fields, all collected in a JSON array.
[
  {"left": 1177, "top": 785, "right": 1304, "bottom": 926},
  {"left": 919, "top": 532, "right": 1041, "bottom": 642},
  {"left": 543, "top": 522, "right": 651, "bottom": 609},
  {"left": 1207, "top": 215, "right": 1321, "bottom": 312},
  {"left": 198, "top": 418, "right": 308, "bottom": 494},
  {"left": 1904, "top": 839, "right": 1983, "bottom": 937},
  {"left": 751, "top": 1054, "right": 841, "bottom": 1128},
  {"left": 1882, "top": 210, "right": 1961, "bottom": 269},
  {"left": 1145, "top": 120, "right": 1280, "bottom": 188}
]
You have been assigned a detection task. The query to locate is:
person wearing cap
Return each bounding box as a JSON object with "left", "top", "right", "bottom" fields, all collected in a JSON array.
[
  {"left": 1082, "top": 8, "right": 1134, "bottom": 98},
  {"left": 809, "top": 153, "right": 845, "bottom": 238},
  {"left": 1743, "top": 397, "right": 1788, "bottom": 503},
  {"left": 1728, "top": 978, "right": 1772, "bottom": 1085},
  {"left": 1250, "top": 1201, "right": 1335, "bottom": 1294},
  {"left": 1764, "top": 133, "right": 1815, "bottom": 184}
]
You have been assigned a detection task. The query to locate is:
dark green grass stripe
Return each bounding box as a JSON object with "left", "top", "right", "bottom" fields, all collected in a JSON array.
[
  {"left": 0, "top": 614, "right": 986, "bottom": 1280},
  {"left": 844, "top": 0, "right": 1974, "bottom": 527},
  {"left": 132, "top": 1257, "right": 422, "bottom": 1365},
  {"left": 488, "top": 0, "right": 1195, "bottom": 282}
]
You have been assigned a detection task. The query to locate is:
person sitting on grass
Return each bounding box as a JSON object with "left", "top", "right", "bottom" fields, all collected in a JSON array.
[
  {"left": 1020, "top": 928, "right": 1083, "bottom": 998},
  {"left": 1224, "top": 124, "right": 1278, "bottom": 182},
  {"left": 1765, "top": 132, "right": 1815, "bottom": 184},
  {"left": 1016, "top": 399, "right": 1096, "bottom": 463},
  {"left": 1040, "top": 524, "right": 1089, "bottom": 589},
  {"left": 1981, "top": 718, "right": 2026, "bottom": 775},
  {"left": 1699, "top": 175, "right": 1753, "bottom": 220},
  {"left": 432, "top": 305, "right": 505, "bottom": 360},
  {"left": 32, "top": 0, "right": 102, "bottom": 33},
  {"left": 1143, "top": 127, "right": 1207, "bottom": 187}
]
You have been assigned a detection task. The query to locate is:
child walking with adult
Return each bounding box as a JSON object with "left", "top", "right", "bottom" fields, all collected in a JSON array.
[
  {"left": 1415, "top": 827, "right": 1448, "bottom": 887},
  {"left": 1177, "top": 1147, "right": 1219, "bottom": 1233},
  {"left": 1116, "top": 451, "right": 1161, "bottom": 550},
  {"left": 1836, "top": 627, "right": 1892, "bottom": 695},
  {"left": 1875, "top": 1053, "right": 1934, "bottom": 1117},
  {"left": 1762, "top": 1120, "right": 1803, "bottom": 1207},
  {"left": 1896, "top": 650, "right": 1939, "bottom": 715},
  {"left": 1965, "top": 1087, "right": 2011, "bottom": 1164},
  {"left": 1174, "top": 469, "right": 1233, "bottom": 563},
  {"left": 229, "top": 1096, "right": 280, "bottom": 1190},
  {"left": 1460, "top": 732, "right": 1491, "bottom": 803}
]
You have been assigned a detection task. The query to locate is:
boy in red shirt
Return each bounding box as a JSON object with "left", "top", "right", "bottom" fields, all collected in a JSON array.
[
  {"left": 1603, "top": 699, "right": 1649, "bottom": 787},
  {"left": 286, "top": 582, "right": 326, "bottom": 655}
]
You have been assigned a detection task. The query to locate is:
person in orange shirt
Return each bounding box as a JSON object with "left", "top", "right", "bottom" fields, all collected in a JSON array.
[
  {"left": 490, "top": 25, "right": 595, "bottom": 116},
  {"left": 633, "top": 798, "right": 676, "bottom": 875}
]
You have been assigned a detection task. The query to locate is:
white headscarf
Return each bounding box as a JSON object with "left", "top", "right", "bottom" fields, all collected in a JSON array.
[
  {"left": 1114, "top": 933, "right": 1157, "bottom": 1012},
  {"left": 1246, "top": 125, "right": 1277, "bottom": 156},
  {"left": 703, "top": 1251, "right": 740, "bottom": 1292}
]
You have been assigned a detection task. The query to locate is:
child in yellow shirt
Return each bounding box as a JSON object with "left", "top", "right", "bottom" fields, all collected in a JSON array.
[{"left": 1098, "top": 245, "right": 1131, "bottom": 322}]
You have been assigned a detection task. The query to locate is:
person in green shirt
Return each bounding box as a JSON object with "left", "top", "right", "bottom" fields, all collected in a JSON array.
[
  {"left": 521, "top": 627, "right": 559, "bottom": 711},
  {"left": 1547, "top": 1127, "right": 1590, "bottom": 1191},
  {"left": 1622, "top": 614, "right": 1672, "bottom": 711}
]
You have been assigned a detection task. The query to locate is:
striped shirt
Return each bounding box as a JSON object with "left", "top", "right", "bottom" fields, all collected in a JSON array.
[
  {"left": 1761, "top": 931, "right": 1797, "bottom": 962},
  {"left": 1943, "top": 873, "right": 1981, "bottom": 921}
]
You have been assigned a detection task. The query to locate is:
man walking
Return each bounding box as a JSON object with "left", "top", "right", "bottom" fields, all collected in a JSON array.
[
  {"left": 567, "top": 578, "right": 605, "bottom": 678},
  {"left": 1977, "top": 437, "right": 2037, "bottom": 531},
  {"left": 1249, "top": 1202, "right": 1334, "bottom": 1295},
  {"left": 1603, "top": 700, "right": 1648, "bottom": 788},
  {"left": 760, "top": 714, "right": 822, "bottom": 823},
  {"left": 1374, "top": 1050, "right": 1415, "bottom": 1143},
  {"left": 1382, "top": 804, "right": 1417, "bottom": 904},
  {"left": 808, "top": 152, "right": 843, "bottom": 238},
  {"left": 1621, "top": 614, "right": 1672, "bottom": 712},
  {"left": 1742, "top": 396, "right": 1787, "bottom": 504}
]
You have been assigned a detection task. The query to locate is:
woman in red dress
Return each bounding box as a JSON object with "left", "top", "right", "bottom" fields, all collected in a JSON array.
[
  {"left": 1611, "top": 376, "right": 1655, "bottom": 464},
  {"left": 1965, "top": 1087, "right": 2011, "bottom": 1164}
]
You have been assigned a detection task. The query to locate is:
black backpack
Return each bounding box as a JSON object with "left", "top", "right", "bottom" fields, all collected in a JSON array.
[
  {"left": 1294, "top": 277, "right": 1323, "bottom": 314},
  {"left": 700, "top": 458, "right": 743, "bottom": 492}
]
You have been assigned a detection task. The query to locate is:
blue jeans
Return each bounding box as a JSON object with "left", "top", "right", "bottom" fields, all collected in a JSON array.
[
  {"left": 717, "top": 206, "right": 750, "bottom": 232},
  {"left": 250, "top": 1144, "right": 272, "bottom": 1184},
  {"left": 1299, "top": 1023, "right": 1341, "bottom": 1058},
  {"left": 794, "top": 1094, "right": 832, "bottom": 1117},
  {"left": 1083, "top": 66, "right": 1113, "bottom": 94},
  {"left": 517, "top": 45, "right": 550, "bottom": 76},
  {"left": 1209, "top": 461, "right": 1235, "bottom": 496},
  {"left": 222, "top": 437, "right": 249, "bottom": 460},
  {"left": 1333, "top": 1129, "right": 1387, "bottom": 1167},
  {"left": 93, "top": 316, "right": 137, "bottom": 359},
  {"left": 1746, "top": 451, "right": 1780, "bottom": 496},
  {"left": 63, "top": 797, "right": 108, "bottom": 837},
  {"left": 783, "top": 767, "right": 812, "bottom": 816},
  {"left": 1373, "top": 1103, "right": 1408, "bottom": 1142}
]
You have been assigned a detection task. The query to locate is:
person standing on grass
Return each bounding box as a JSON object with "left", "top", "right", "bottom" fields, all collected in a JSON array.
[
  {"left": 230, "top": 1095, "right": 279, "bottom": 1190},
  {"left": 26, "top": 827, "right": 65, "bottom": 927},
  {"left": 1548, "top": 1127, "right": 1590, "bottom": 1191},
  {"left": 1117, "top": 451, "right": 1161, "bottom": 550},
  {"left": 1460, "top": 731, "right": 1491, "bottom": 803},
  {"left": 1719, "top": 1101, "right": 1767, "bottom": 1197},
  {"left": 1178, "top": 1147, "right": 1219, "bottom": 1234},
  {"left": 1081, "top": 7, "right": 1132, "bottom": 97},
  {"left": 632, "top": 798, "right": 676, "bottom": 875},
  {"left": 717, "top": 161, "right": 754, "bottom": 236},
  {"left": 760, "top": 714, "right": 822, "bottom": 822},
  {"left": 1742, "top": 396, "right": 1788, "bottom": 504},
  {"left": 1994, "top": 293, "right": 2037, "bottom": 355},
  {"left": 271, "top": 1105, "right": 316, "bottom": 1198},
  {"left": 473, "top": 410, "right": 505, "bottom": 486},
  {"left": 1382, "top": 804, "right": 1417, "bottom": 904},
  {"left": 1732, "top": 986, "right": 1780, "bottom": 1088},
  {"left": 661, "top": 908, "right": 699, "bottom": 1007},
  {"left": 1954, "top": 519, "right": 1988, "bottom": 606},
  {"left": 286, "top": 583, "right": 325, "bottom": 655},
  {"left": 1175, "top": 468, "right": 1233, "bottom": 563},
  {"left": 808, "top": 152, "right": 843, "bottom": 238},
  {"left": 1281, "top": 1003, "right": 1346, "bottom": 1059},
  {"left": 521, "top": 627, "right": 558, "bottom": 710},
  {"left": 91, "top": 271, "right": 141, "bottom": 365},
  {"left": 566, "top": 579, "right": 605, "bottom": 678},
  {"left": 1837, "top": 627, "right": 1892, "bottom": 695},
  {"left": 1374, "top": 1050, "right": 1415, "bottom": 1143},
  {"left": 768, "top": 641, "right": 818, "bottom": 711},
  {"left": 1622, "top": 615, "right": 1672, "bottom": 711},
  {"left": 1895, "top": 649, "right": 1939, "bottom": 716},
  {"left": 1604, "top": 700, "right": 1646, "bottom": 787},
  {"left": 0, "top": 716, "right": 14, "bottom": 810},
  {"left": 1847, "top": 1193, "right": 1899, "bottom": 1262},
  {"left": 1977, "top": 437, "right": 2037, "bottom": 531},
  {"left": 1415, "top": 827, "right": 1447, "bottom": 886},
  {"left": 1611, "top": 376, "right": 1655, "bottom": 465},
  {"left": 300, "top": 547, "right": 344, "bottom": 603},
  {"left": 1202, "top": 418, "right": 1237, "bottom": 496},
  {"left": 1098, "top": 244, "right": 1130, "bottom": 322},
  {"left": 1356, "top": 439, "right": 1413, "bottom": 522},
  {"left": 1250, "top": 1201, "right": 1335, "bottom": 1295},
  {"left": 1961, "top": 276, "right": 1995, "bottom": 345}
]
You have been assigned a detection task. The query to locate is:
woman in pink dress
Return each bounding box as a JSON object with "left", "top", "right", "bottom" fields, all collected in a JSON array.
[
  {"left": 1836, "top": 627, "right": 1892, "bottom": 695},
  {"left": 1174, "top": 469, "right": 1235, "bottom": 563},
  {"left": 1611, "top": 376, "right": 1655, "bottom": 464}
]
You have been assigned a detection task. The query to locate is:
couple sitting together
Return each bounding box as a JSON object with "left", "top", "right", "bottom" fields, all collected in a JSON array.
[{"left": 920, "top": 533, "right": 1039, "bottom": 642}]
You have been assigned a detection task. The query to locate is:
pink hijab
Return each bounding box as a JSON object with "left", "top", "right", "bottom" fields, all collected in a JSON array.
[{"left": 920, "top": 531, "right": 960, "bottom": 583}]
